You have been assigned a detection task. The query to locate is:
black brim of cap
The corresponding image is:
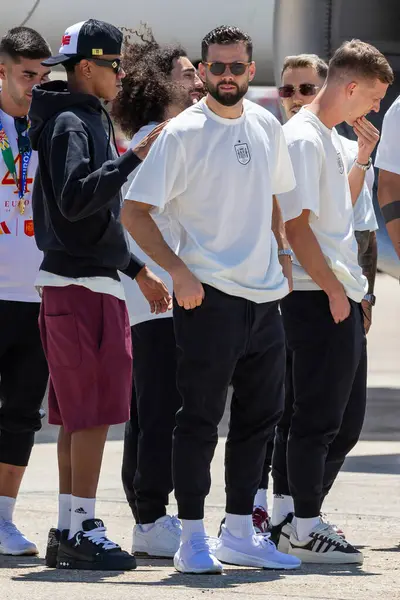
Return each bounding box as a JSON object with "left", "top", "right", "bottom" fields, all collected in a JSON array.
[{"left": 41, "top": 54, "right": 75, "bottom": 66}]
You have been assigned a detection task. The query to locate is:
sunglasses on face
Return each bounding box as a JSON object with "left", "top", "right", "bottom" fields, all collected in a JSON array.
[
  {"left": 14, "top": 117, "right": 31, "bottom": 153},
  {"left": 203, "top": 61, "right": 251, "bottom": 76},
  {"left": 89, "top": 57, "right": 122, "bottom": 75},
  {"left": 278, "top": 83, "right": 320, "bottom": 98}
]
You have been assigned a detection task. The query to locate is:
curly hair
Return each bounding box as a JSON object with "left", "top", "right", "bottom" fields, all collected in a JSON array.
[{"left": 111, "top": 41, "right": 189, "bottom": 139}]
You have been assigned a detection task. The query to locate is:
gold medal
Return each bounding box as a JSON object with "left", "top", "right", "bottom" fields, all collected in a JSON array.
[{"left": 18, "top": 198, "right": 25, "bottom": 215}]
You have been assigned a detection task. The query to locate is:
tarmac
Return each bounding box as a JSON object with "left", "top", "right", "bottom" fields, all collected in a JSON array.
[{"left": 1, "top": 273, "right": 399, "bottom": 600}]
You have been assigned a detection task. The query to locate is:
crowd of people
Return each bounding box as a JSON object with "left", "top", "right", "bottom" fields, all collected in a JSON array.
[{"left": 0, "top": 17, "right": 399, "bottom": 575}]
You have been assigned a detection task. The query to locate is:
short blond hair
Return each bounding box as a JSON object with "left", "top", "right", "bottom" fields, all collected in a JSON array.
[
  {"left": 328, "top": 39, "right": 394, "bottom": 84},
  {"left": 281, "top": 54, "right": 328, "bottom": 80}
]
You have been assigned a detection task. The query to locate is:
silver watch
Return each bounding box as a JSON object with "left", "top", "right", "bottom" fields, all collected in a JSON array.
[
  {"left": 278, "top": 249, "right": 293, "bottom": 257},
  {"left": 363, "top": 293, "right": 376, "bottom": 306},
  {"left": 354, "top": 157, "right": 372, "bottom": 171}
]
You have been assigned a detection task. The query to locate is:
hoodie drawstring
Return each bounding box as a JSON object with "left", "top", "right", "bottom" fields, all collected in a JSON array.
[{"left": 101, "top": 106, "right": 120, "bottom": 158}]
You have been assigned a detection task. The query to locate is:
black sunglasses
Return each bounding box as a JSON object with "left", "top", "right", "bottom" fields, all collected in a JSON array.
[
  {"left": 278, "top": 84, "right": 320, "bottom": 98},
  {"left": 89, "top": 57, "right": 122, "bottom": 75},
  {"left": 14, "top": 117, "right": 31, "bottom": 153},
  {"left": 203, "top": 61, "right": 251, "bottom": 76}
]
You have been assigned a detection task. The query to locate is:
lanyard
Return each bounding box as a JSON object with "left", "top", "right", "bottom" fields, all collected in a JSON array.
[{"left": 0, "top": 114, "right": 32, "bottom": 215}]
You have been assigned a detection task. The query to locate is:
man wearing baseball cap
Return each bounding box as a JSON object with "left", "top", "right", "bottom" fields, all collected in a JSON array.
[{"left": 28, "top": 19, "right": 169, "bottom": 571}]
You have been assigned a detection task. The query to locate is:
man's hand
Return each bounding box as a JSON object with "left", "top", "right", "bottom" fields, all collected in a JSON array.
[
  {"left": 172, "top": 265, "right": 205, "bottom": 310},
  {"left": 136, "top": 266, "right": 172, "bottom": 314},
  {"left": 132, "top": 121, "right": 170, "bottom": 161},
  {"left": 353, "top": 116, "right": 380, "bottom": 164},
  {"left": 279, "top": 255, "right": 293, "bottom": 292},
  {"left": 328, "top": 287, "right": 351, "bottom": 324},
  {"left": 361, "top": 299, "right": 372, "bottom": 334}
]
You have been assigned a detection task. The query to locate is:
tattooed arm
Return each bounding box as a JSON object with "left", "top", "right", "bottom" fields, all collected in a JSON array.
[{"left": 355, "top": 230, "right": 377, "bottom": 334}]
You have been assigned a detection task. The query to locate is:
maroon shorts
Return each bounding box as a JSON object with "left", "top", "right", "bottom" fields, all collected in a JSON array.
[{"left": 39, "top": 285, "right": 132, "bottom": 432}]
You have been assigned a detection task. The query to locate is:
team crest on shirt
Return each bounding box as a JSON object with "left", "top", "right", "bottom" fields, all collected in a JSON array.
[
  {"left": 337, "top": 151, "right": 345, "bottom": 174},
  {"left": 24, "top": 219, "right": 34, "bottom": 237},
  {"left": 235, "top": 142, "right": 251, "bottom": 165}
]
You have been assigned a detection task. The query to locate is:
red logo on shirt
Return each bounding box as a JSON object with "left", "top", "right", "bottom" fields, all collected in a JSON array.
[
  {"left": 0, "top": 221, "right": 11, "bottom": 234},
  {"left": 62, "top": 35, "right": 71, "bottom": 46},
  {"left": 24, "top": 220, "right": 34, "bottom": 237}
]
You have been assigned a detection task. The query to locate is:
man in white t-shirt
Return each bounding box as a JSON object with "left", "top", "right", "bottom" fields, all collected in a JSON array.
[
  {"left": 122, "top": 25, "right": 301, "bottom": 574},
  {"left": 112, "top": 39, "right": 204, "bottom": 559},
  {"left": 276, "top": 40, "right": 392, "bottom": 564},
  {"left": 375, "top": 95, "right": 400, "bottom": 259},
  {"left": 269, "top": 54, "right": 380, "bottom": 545},
  {"left": 0, "top": 27, "right": 51, "bottom": 556}
]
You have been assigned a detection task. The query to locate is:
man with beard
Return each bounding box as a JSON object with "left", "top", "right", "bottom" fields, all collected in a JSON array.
[
  {"left": 121, "top": 25, "right": 301, "bottom": 574},
  {"left": 0, "top": 26, "right": 51, "bottom": 556},
  {"left": 112, "top": 40, "right": 204, "bottom": 559}
]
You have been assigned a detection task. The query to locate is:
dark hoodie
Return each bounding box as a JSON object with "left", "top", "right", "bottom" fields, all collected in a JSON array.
[{"left": 29, "top": 80, "right": 144, "bottom": 280}]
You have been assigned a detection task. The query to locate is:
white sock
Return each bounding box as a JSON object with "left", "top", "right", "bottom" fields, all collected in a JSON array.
[
  {"left": 57, "top": 494, "right": 71, "bottom": 531},
  {"left": 254, "top": 489, "right": 268, "bottom": 512},
  {"left": 181, "top": 519, "right": 206, "bottom": 542},
  {"left": 68, "top": 496, "right": 96, "bottom": 539},
  {"left": 296, "top": 516, "right": 321, "bottom": 541},
  {"left": 0, "top": 496, "right": 16, "bottom": 522},
  {"left": 271, "top": 494, "right": 294, "bottom": 526},
  {"left": 225, "top": 513, "right": 254, "bottom": 538}
]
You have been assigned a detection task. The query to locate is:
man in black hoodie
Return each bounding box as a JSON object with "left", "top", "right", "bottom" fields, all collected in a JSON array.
[{"left": 28, "top": 19, "right": 169, "bottom": 571}]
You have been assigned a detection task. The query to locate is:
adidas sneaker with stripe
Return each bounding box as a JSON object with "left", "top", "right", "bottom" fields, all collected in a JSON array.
[{"left": 288, "top": 522, "right": 363, "bottom": 564}]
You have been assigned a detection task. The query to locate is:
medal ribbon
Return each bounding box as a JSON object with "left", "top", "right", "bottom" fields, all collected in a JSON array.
[{"left": 0, "top": 115, "right": 32, "bottom": 214}]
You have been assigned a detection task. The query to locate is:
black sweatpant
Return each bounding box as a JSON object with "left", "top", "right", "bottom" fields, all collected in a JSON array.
[
  {"left": 0, "top": 300, "right": 48, "bottom": 467},
  {"left": 273, "top": 291, "right": 366, "bottom": 518},
  {"left": 173, "top": 284, "right": 286, "bottom": 520},
  {"left": 121, "top": 318, "right": 182, "bottom": 524}
]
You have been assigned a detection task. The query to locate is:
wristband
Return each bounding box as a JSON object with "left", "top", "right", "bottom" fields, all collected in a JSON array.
[{"left": 278, "top": 249, "right": 293, "bottom": 257}]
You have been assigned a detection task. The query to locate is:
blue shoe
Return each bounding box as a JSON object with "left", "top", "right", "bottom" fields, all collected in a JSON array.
[{"left": 174, "top": 533, "right": 223, "bottom": 574}]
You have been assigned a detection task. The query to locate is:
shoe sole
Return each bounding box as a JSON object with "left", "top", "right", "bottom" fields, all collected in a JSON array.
[
  {"left": 57, "top": 556, "right": 137, "bottom": 571},
  {"left": 215, "top": 547, "right": 301, "bottom": 570},
  {"left": 289, "top": 548, "right": 363, "bottom": 565},
  {"left": 134, "top": 550, "right": 175, "bottom": 559},
  {"left": 0, "top": 546, "right": 38, "bottom": 556}
]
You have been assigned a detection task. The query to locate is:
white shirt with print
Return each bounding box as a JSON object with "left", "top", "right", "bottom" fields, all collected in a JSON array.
[
  {"left": 125, "top": 98, "right": 296, "bottom": 304},
  {"left": 0, "top": 108, "right": 42, "bottom": 302},
  {"left": 277, "top": 107, "right": 367, "bottom": 302}
]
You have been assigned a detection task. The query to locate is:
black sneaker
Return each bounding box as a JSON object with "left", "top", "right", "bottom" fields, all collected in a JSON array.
[
  {"left": 45, "top": 528, "right": 61, "bottom": 568},
  {"left": 56, "top": 519, "right": 136, "bottom": 571},
  {"left": 269, "top": 513, "right": 295, "bottom": 552}
]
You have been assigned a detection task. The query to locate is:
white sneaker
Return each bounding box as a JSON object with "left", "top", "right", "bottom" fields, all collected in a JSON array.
[
  {"left": 215, "top": 525, "right": 301, "bottom": 570},
  {"left": 0, "top": 519, "right": 38, "bottom": 556},
  {"left": 132, "top": 515, "right": 182, "bottom": 558},
  {"left": 174, "top": 533, "right": 223, "bottom": 574},
  {"left": 289, "top": 522, "right": 363, "bottom": 564}
]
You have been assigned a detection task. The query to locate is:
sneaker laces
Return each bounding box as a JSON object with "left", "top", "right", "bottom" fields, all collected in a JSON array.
[
  {"left": 315, "top": 523, "right": 350, "bottom": 547},
  {"left": 162, "top": 515, "right": 182, "bottom": 535},
  {"left": 252, "top": 531, "right": 277, "bottom": 552},
  {"left": 320, "top": 513, "right": 344, "bottom": 534},
  {"left": 190, "top": 535, "right": 219, "bottom": 554},
  {"left": 83, "top": 526, "right": 120, "bottom": 550}
]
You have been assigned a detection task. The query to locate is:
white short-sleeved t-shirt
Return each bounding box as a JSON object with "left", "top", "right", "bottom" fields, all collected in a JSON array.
[
  {"left": 339, "top": 135, "right": 378, "bottom": 232},
  {"left": 277, "top": 108, "right": 367, "bottom": 302},
  {"left": 0, "top": 108, "right": 42, "bottom": 302},
  {"left": 125, "top": 98, "right": 296, "bottom": 304},
  {"left": 375, "top": 95, "right": 400, "bottom": 175},
  {"left": 122, "top": 123, "right": 180, "bottom": 326}
]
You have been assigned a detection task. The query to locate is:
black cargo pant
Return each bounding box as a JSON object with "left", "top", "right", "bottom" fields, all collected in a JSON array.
[
  {"left": 122, "top": 318, "right": 182, "bottom": 523},
  {"left": 272, "top": 291, "right": 367, "bottom": 518},
  {"left": 0, "top": 300, "right": 48, "bottom": 467},
  {"left": 172, "top": 284, "right": 286, "bottom": 520}
]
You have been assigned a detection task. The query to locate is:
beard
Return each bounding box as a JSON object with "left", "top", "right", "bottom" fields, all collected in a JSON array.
[{"left": 207, "top": 79, "right": 248, "bottom": 107}]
